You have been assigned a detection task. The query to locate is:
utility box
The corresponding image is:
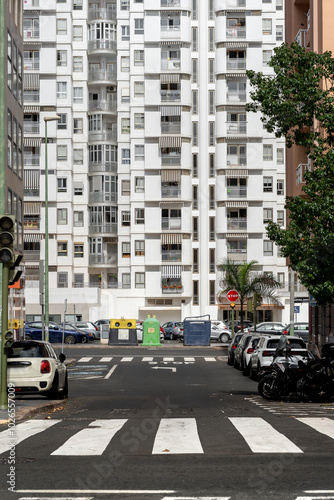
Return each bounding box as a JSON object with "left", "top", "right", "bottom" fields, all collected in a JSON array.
[
  {"left": 142, "top": 316, "right": 161, "bottom": 346},
  {"left": 183, "top": 315, "right": 211, "bottom": 346},
  {"left": 108, "top": 318, "right": 137, "bottom": 346}
]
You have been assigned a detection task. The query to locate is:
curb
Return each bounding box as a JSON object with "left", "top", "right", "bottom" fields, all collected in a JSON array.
[{"left": 0, "top": 400, "right": 67, "bottom": 425}]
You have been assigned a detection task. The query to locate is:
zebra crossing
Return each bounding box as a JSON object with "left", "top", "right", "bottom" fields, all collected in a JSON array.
[
  {"left": 75, "top": 356, "right": 224, "bottom": 363},
  {"left": 246, "top": 395, "right": 334, "bottom": 416},
  {"left": 1, "top": 416, "right": 334, "bottom": 457}
]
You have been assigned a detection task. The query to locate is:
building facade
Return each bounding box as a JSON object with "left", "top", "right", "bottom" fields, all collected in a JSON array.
[{"left": 23, "top": 0, "right": 295, "bottom": 325}]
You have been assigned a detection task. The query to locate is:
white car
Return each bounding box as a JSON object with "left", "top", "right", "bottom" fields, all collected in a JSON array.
[
  {"left": 210, "top": 324, "right": 232, "bottom": 343},
  {"left": 249, "top": 335, "right": 310, "bottom": 380},
  {"left": 7, "top": 340, "right": 68, "bottom": 399}
]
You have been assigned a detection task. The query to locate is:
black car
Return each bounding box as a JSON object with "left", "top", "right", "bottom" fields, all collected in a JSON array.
[
  {"left": 283, "top": 323, "right": 309, "bottom": 342},
  {"left": 227, "top": 333, "right": 244, "bottom": 366}
]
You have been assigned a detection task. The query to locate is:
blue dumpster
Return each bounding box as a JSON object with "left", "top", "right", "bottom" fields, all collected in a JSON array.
[{"left": 183, "top": 315, "right": 211, "bottom": 346}]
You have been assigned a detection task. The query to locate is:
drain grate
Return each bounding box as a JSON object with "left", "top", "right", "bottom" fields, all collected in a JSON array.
[{"left": 0, "top": 457, "right": 36, "bottom": 464}]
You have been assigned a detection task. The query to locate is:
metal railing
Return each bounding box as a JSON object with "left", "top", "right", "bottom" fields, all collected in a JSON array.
[
  {"left": 162, "top": 250, "right": 182, "bottom": 262},
  {"left": 295, "top": 29, "right": 308, "bottom": 48},
  {"left": 89, "top": 254, "right": 117, "bottom": 266},
  {"left": 88, "top": 69, "right": 117, "bottom": 83},
  {"left": 227, "top": 218, "right": 247, "bottom": 230},
  {"left": 24, "top": 123, "right": 40, "bottom": 134},
  {"left": 227, "top": 122, "right": 247, "bottom": 134},
  {"left": 24, "top": 59, "right": 40, "bottom": 70},
  {"left": 89, "top": 192, "right": 117, "bottom": 203},
  {"left": 88, "top": 40, "right": 117, "bottom": 53},
  {"left": 161, "top": 156, "right": 181, "bottom": 166},
  {"left": 226, "top": 187, "right": 247, "bottom": 198},
  {"left": 227, "top": 91, "right": 246, "bottom": 102},
  {"left": 226, "top": 27, "right": 246, "bottom": 39},
  {"left": 89, "top": 223, "right": 117, "bottom": 235},
  {"left": 88, "top": 7, "right": 116, "bottom": 22},
  {"left": 88, "top": 100, "right": 117, "bottom": 113},
  {"left": 162, "top": 217, "right": 181, "bottom": 230},
  {"left": 227, "top": 155, "right": 247, "bottom": 166},
  {"left": 296, "top": 162, "right": 312, "bottom": 185},
  {"left": 161, "top": 60, "right": 181, "bottom": 70},
  {"left": 226, "top": 60, "right": 246, "bottom": 70},
  {"left": 24, "top": 29, "right": 39, "bottom": 39},
  {"left": 161, "top": 0, "right": 180, "bottom": 6},
  {"left": 24, "top": 154, "right": 40, "bottom": 166},
  {"left": 161, "top": 186, "right": 181, "bottom": 198},
  {"left": 89, "top": 161, "right": 117, "bottom": 174},
  {"left": 161, "top": 122, "right": 181, "bottom": 134},
  {"left": 88, "top": 130, "right": 117, "bottom": 143},
  {"left": 24, "top": 91, "right": 40, "bottom": 102},
  {"left": 161, "top": 91, "right": 181, "bottom": 102}
]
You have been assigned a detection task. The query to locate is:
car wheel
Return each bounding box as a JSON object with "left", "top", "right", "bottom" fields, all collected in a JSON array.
[
  {"left": 233, "top": 358, "right": 239, "bottom": 370},
  {"left": 219, "top": 333, "right": 230, "bottom": 343},
  {"left": 25, "top": 334, "right": 32, "bottom": 340},
  {"left": 81, "top": 335, "right": 88, "bottom": 344},
  {"left": 64, "top": 335, "right": 76, "bottom": 345},
  {"left": 249, "top": 364, "right": 257, "bottom": 380},
  {"left": 242, "top": 362, "right": 250, "bottom": 376},
  {"left": 227, "top": 355, "right": 233, "bottom": 366},
  {"left": 62, "top": 373, "right": 68, "bottom": 399},
  {"left": 46, "top": 374, "right": 62, "bottom": 400}
]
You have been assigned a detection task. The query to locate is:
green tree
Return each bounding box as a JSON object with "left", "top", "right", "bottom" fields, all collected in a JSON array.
[
  {"left": 218, "top": 259, "right": 282, "bottom": 331},
  {"left": 246, "top": 42, "right": 334, "bottom": 306}
]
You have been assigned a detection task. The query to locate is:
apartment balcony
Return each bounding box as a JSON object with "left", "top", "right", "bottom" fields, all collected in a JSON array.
[
  {"left": 88, "top": 7, "right": 116, "bottom": 22},
  {"left": 24, "top": 29, "right": 39, "bottom": 40},
  {"left": 295, "top": 29, "right": 309, "bottom": 48},
  {"left": 24, "top": 90, "right": 40, "bottom": 102},
  {"left": 162, "top": 282, "right": 183, "bottom": 293},
  {"left": 24, "top": 122, "right": 40, "bottom": 135},
  {"left": 88, "top": 40, "right": 117, "bottom": 55},
  {"left": 161, "top": 155, "right": 181, "bottom": 166},
  {"left": 161, "top": 90, "right": 181, "bottom": 102},
  {"left": 227, "top": 187, "right": 247, "bottom": 198},
  {"left": 161, "top": 123, "right": 181, "bottom": 134},
  {"left": 226, "top": 60, "right": 246, "bottom": 70},
  {"left": 89, "top": 253, "right": 117, "bottom": 266},
  {"left": 162, "top": 250, "right": 182, "bottom": 262},
  {"left": 89, "top": 192, "right": 117, "bottom": 204},
  {"left": 24, "top": 0, "right": 40, "bottom": 7},
  {"left": 88, "top": 130, "right": 117, "bottom": 144},
  {"left": 88, "top": 69, "right": 117, "bottom": 85},
  {"left": 89, "top": 223, "right": 117, "bottom": 235},
  {"left": 24, "top": 59, "right": 40, "bottom": 71},
  {"left": 161, "top": 59, "right": 181, "bottom": 71},
  {"left": 226, "top": 0, "right": 246, "bottom": 6},
  {"left": 89, "top": 161, "right": 117, "bottom": 174},
  {"left": 227, "top": 155, "right": 247, "bottom": 166},
  {"left": 162, "top": 217, "right": 181, "bottom": 230},
  {"left": 227, "top": 122, "right": 247, "bottom": 135},
  {"left": 296, "top": 162, "right": 311, "bottom": 185},
  {"left": 161, "top": 0, "right": 181, "bottom": 6},
  {"left": 227, "top": 91, "right": 246, "bottom": 103},
  {"left": 161, "top": 186, "right": 181, "bottom": 198},
  {"left": 226, "top": 27, "right": 246, "bottom": 39},
  {"left": 88, "top": 99, "right": 117, "bottom": 114},
  {"left": 24, "top": 154, "right": 40, "bottom": 167},
  {"left": 227, "top": 218, "right": 247, "bottom": 230},
  {"left": 24, "top": 250, "right": 40, "bottom": 262}
]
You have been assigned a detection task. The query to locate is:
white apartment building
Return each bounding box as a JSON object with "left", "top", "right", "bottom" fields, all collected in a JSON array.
[{"left": 22, "top": 0, "right": 307, "bottom": 325}]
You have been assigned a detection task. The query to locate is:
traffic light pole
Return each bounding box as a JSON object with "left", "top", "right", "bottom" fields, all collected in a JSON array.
[{"left": 0, "top": 262, "right": 9, "bottom": 409}]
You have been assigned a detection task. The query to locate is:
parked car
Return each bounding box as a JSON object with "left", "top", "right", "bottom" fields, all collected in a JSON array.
[
  {"left": 7, "top": 340, "right": 68, "bottom": 399},
  {"left": 211, "top": 320, "right": 229, "bottom": 330},
  {"left": 239, "top": 335, "right": 263, "bottom": 375},
  {"left": 161, "top": 321, "right": 182, "bottom": 340},
  {"left": 283, "top": 323, "right": 309, "bottom": 342},
  {"left": 25, "top": 321, "right": 88, "bottom": 344},
  {"left": 233, "top": 333, "right": 258, "bottom": 371},
  {"left": 173, "top": 322, "right": 184, "bottom": 341},
  {"left": 226, "top": 319, "right": 253, "bottom": 333},
  {"left": 94, "top": 319, "right": 110, "bottom": 327},
  {"left": 70, "top": 321, "right": 99, "bottom": 337},
  {"left": 62, "top": 323, "right": 96, "bottom": 341},
  {"left": 210, "top": 324, "right": 232, "bottom": 343},
  {"left": 227, "top": 333, "right": 244, "bottom": 366},
  {"left": 249, "top": 322, "right": 287, "bottom": 334},
  {"left": 248, "top": 335, "right": 310, "bottom": 380}
]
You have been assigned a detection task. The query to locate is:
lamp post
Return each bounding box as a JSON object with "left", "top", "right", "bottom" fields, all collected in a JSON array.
[{"left": 43, "top": 116, "right": 60, "bottom": 341}]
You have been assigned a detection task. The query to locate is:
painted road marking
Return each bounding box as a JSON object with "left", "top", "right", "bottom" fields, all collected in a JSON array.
[
  {"left": 229, "top": 417, "right": 303, "bottom": 453},
  {"left": 204, "top": 357, "right": 216, "bottom": 362},
  {"left": 152, "top": 418, "right": 204, "bottom": 454},
  {"left": 163, "top": 357, "right": 174, "bottom": 362},
  {"left": 184, "top": 357, "right": 195, "bottom": 362},
  {"left": 104, "top": 365, "right": 118, "bottom": 379},
  {"left": 0, "top": 419, "right": 61, "bottom": 455},
  {"left": 120, "top": 357, "right": 134, "bottom": 362},
  {"left": 152, "top": 366, "right": 176, "bottom": 372},
  {"left": 51, "top": 419, "right": 127, "bottom": 456},
  {"left": 142, "top": 357, "right": 154, "bottom": 361},
  {"left": 99, "top": 357, "right": 113, "bottom": 362},
  {"left": 297, "top": 418, "right": 334, "bottom": 440},
  {"left": 17, "top": 491, "right": 176, "bottom": 496},
  {"left": 77, "top": 357, "right": 93, "bottom": 363}
]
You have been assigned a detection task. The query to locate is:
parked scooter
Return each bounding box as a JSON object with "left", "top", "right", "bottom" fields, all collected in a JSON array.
[{"left": 258, "top": 337, "right": 334, "bottom": 402}]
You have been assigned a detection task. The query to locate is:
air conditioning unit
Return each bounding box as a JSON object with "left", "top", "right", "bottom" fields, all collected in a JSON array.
[{"left": 107, "top": 86, "right": 115, "bottom": 92}]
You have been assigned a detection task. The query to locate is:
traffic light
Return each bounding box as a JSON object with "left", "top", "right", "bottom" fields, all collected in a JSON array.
[
  {"left": 8, "top": 254, "right": 23, "bottom": 286},
  {"left": 0, "top": 215, "right": 15, "bottom": 263},
  {"left": 230, "top": 302, "right": 235, "bottom": 309},
  {"left": 4, "top": 330, "right": 14, "bottom": 349}
]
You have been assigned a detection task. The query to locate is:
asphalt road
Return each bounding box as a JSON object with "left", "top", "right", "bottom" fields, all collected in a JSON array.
[{"left": 1, "top": 343, "right": 334, "bottom": 500}]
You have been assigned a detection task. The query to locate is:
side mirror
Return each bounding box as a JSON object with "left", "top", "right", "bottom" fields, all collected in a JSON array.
[{"left": 59, "top": 353, "right": 66, "bottom": 363}]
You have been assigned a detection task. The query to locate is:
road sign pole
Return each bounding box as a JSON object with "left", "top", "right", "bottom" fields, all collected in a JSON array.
[{"left": 0, "top": 262, "right": 9, "bottom": 409}]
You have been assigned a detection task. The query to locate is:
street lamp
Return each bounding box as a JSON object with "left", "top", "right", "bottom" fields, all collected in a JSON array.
[{"left": 43, "top": 115, "right": 60, "bottom": 341}]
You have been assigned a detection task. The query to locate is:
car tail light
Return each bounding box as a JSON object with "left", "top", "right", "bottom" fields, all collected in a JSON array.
[
  {"left": 262, "top": 350, "right": 273, "bottom": 357},
  {"left": 95, "top": 326, "right": 98, "bottom": 331},
  {"left": 232, "top": 345, "right": 237, "bottom": 349},
  {"left": 247, "top": 348, "right": 254, "bottom": 354},
  {"left": 41, "top": 360, "right": 51, "bottom": 373},
  {"left": 283, "top": 329, "right": 288, "bottom": 335}
]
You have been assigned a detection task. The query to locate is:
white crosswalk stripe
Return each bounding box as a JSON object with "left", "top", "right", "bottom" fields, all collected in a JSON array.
[
  {"left": 77, "top": 357, "right": 93, "bottom": 363},
  {"left": 99, "top": 356, "right": 113, "bottom": 362},
  {"left": 120, "top": 356, "right": 134, "bottom": 362},
  {"left": 204, "top": 357, "right": 216, "bottom": 362},
  {"left": 2, "top": 417, "right": 334, "bottom": 457},
  {"left": 76, "top": 356, "right": 222, "bottom": 363}
]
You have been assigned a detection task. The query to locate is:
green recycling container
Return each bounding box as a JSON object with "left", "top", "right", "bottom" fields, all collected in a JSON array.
[{"left": 142, "top": 316, "right": 161, "bottom": 346}]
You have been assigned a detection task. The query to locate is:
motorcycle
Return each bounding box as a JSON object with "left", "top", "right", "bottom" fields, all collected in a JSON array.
[{"left": 258, "top": 338, "right": 334, "bottom": 402}]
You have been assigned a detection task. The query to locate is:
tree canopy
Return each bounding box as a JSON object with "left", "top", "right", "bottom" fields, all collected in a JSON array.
[{"left": 246, "top": 43, "right": 334, "bottom": 306}]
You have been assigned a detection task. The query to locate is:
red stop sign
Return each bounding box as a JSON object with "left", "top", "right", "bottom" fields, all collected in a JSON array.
[{"left": 227, "top": 290, "right": 239, "bottom": 302}]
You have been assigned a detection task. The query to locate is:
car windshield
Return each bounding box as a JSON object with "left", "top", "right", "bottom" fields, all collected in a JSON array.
[
  {"left": 175, "top": 322, "right": 183, "bottom": 327},
  {"left": 267, "top": 339, "right": 280, "bottom": 349},
  {"left": 64, "top": 324, "right": 77, "bottom": 331},
  {"left": 8, "top": 343, "right": 48, "bottom": 358}
]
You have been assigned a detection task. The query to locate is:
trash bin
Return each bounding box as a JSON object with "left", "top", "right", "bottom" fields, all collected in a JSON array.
[
  {"left": 108, "top": 319, "right": 137, "bottom": 346},
  {"left": 142, "top": 316, "right": 161, "bottom": 346},
  {"left": 183, "top": 315, "right": 211, "bottom": 346}
]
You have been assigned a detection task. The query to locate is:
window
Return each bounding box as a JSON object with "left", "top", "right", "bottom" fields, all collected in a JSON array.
[
  {"left": 209, "top": 248, "right": 215, "bottom": 273},
  {"left": 263, "top": 50, "right": 272, "bottom": 66},
  {"left": 74, "top": 211, "right": 83, "bottom": 227},
  {"left": 135, "top": 272, "right": 145, "bottom": 288},
  {"left": 57, "top": 272, "right": 68, "bottom": 288},
  {"left": 262, "top": 19, "right": 272, "bottom": 35},
  {"left": 134, "top": 113, "right": 144, "bottom": 129},
  {"left": 73, "top": 87, "right": 83, "bottom": 103},
  {"left": 134, "top": 50, "right": 144, "bottom": 66},
  {"left": 193, "top": 216, "right": 198, "bottom": 241},
  {"left": 264, "top": 240, "right": 273, "bottom": 256},
  {"left": 209, "top": 90, "right": 215, "bottom": 115},
  {"left": 193, "top": 248, "right": 199, "bottom": 273},
  {"left": 73, "top": 25, "right": 83, "bottom": 41},
  {"left": 73, "top": 149, "right": 83, "bottom": 165},
  {"left": 121, "top": 118, "right": 130, "bottom": 134},
  {"left": 263, "top": 144, "right": 273, "bottom": 161},
  {"left": 263, "top": 208, "right": 273, "bottom": 223},
  {"left": 121, "top": 56, "right": 130, "bottom": 72},
  {"left": 277, "top": 148, "right": 284, "bottom": 165},
  {"left": 276, "top": 25, "right": 283, "bottom": 41},
  {"left": 57, "top": 145, "right": 67, "bottom": 161},
  {"left": 277, "top": 179, "right": 284, "bottom": 195},
  {"left": 58, "top": 114, "right": 67, "bottom": 130},
  {"left": 121, "top": 0, "right": 130, "bottom": 10},
  {"left": 192, "top": 27, "right": 198, "bottom": 51},
  {"left": 74, "top": 184, "right": 83, "bottom": 196},
  {"left": 57, "top": 208, "right": 67, "bottom": 225},
  {"left": 193, "top": 280, "right": 199, "bottom": 305},
  {"left": 209, "top": 122, "right": 215, "bottom": 146},
  {"left": 73, "top": 118, "right": 83, "bottom": 134},
  {"left": 209, "top": 217, "right": 215, "bottom": 241},
  {"left": 135, "top": 177, "right": 144, "bottom": 193},
  {"left": 57, "top": 178, "right": 67, "bottom": 192},
  {"left": 122, "top": 242, "right": 130, "bottom": 258},
  {"left": 74, "top": 244, "right": 84, "bottom": 258},
  {"left": 135, "top": 240, "right": 145, "bottom": 256},
  {"left": 227, "top": 240, "right": 247, "bottom": 254},
  {"left": 192, "top": 90, "right": 198, "bottom": 115},
  {"left": 263, "top": 176, "right": 273, "bottom": 192},
  {"left": 135, "top": 208, "right": 145, "bottom": 224},
  {"left": 193, "top": 154, "right": 198, "bottom": 178},
  {"left": 57, "top": 50, "right": 67, "bottom": 67},
  {"left": 193, "top": 122, "right": 198, "bottom": 146},
  {"left": 57, "top": 82, "right": 67, "bottom": 99},
  {"left": 57, "top": 19, "right": 67, "bottom": 35},
  {"left": 208, "top": 27, "right": 214, "bottom": 51},
  {"left": 121, "top": 87, "right": 130, "bottom": 103},
  {"left": 122, "top": 273, "right": 131, "bottom": 288},
  {"left": 192, "top": 59, "right": 198, "bottom": 83},
  {"left": 121, "top": 179, "right": 130, "bottom": 196},
  {"left": 209, "top": 280, "right": 215, "bottom": 305},
  {"left": 209, "top": 59, "right": 214, "bottom": 83},
  {"left": 135, "top": 19, "right": 144, "bottom": 35},
  {"left": 122, "top": 211, "right": 130, "bottom": 226},
  {"left": 57, "top": 241, "right": 68, "bottom": 257},
  {"left": 276, "top": 0, "right": 283, "bottom": 10},
  {"left": 74, "top": 273, "right": 84, "bottom": 288},
  {"left": 122, "top": 149, "right": 130, "bottom": 164},
  {"left": 193, "top": 185, "right": 198, "bottom": 209},
  {"left": 209, "top": 185, "right": 215, "bottom": 209},
  {"left": 277, "top": 272, "right": 285, "bottom": 287},
  {"left": 134, "top": 81, "right": 144, "bottom": 97},
  {"left": 277, "top": 210, "right": 284, "bottom": 226},
  {"left": 121, "top": 25, "right": 130, "bottom": 41},
  {"left": 135, "top": 145, "right": 144, "bottom": 161},
  {"left": 209, "top": 153, "right": 215, "bottom": 177},
  {"left": 73, "top": 0, "right": 83, "bottom": 9},
  {"left": 73, "top": 56, "right": 83, "bottom": 72}
]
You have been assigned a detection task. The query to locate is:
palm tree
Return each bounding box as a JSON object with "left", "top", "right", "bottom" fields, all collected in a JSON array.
[{"left": 218, "top": 259, "right": 283, "bottom": 332}]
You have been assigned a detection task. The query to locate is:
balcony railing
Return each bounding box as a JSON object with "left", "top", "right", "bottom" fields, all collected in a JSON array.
[
  {"left": 227, "top": 247, "right": 247, "bottom": 254},
  {"left": 227, "top": 218, "right": 247, "bottom": 230},
  {"left": 161, "top": 21, "right": 180, "bottom": 31},
  {"left": 89, "top": 223, "right": 117, "bottom": 235},
  {"left": 89, "top": 192, "right": 117, "bottom": 203},
  {"left": 161, "top": 60, "right": 181, "bottom": 70},
  {"left": 227, "top": 122, "right": 247, "bottom": 135},
  {"left": 296, "top": 162, "right": 311, "bottom": 185},
  {"left": 161, "top": 91, "right": 181, "bottom": 102},
  {"left": 88, "top": 69, "right": 117, "bottom": 83},
  {"left": 227, "top": 155, "right": 247, "bottom": 166},
  {"left": 24, "top": 154, "right": 40, "bottom": 167},
  {"left": 24, "top": 250, "right": 40, "bottom": 261},
  {"left": 161, "top": 0, "right": 180, "bottom": 6},
  {"left": 24, "top": 123, "right": 40, "bottom": 134},
  {"left": 227, "top": 187, "right": 247, "bottom": 198},
  {"left": 89, "top": 254, "right": 117, "bottom": 266},
  {"left": 226, "top": 60, "right": 246, "bottom": 70},
  {"left": 295, "top": 29, "right": 308, "bottom": 48},
  {"left": 24, "top": 0, "right": 40, "bottom": 6},
  {"left": 24, "top": 29, "right": 39, "bottom": 39},
  {"left": 88, "top": 130, "right": 117, "bottom": 143},
  {"left": 161, "top": 155, "right": 181, "bottom": 166},
  {"left": 227, "top": 91, "right": 246, "bottom": 102},
  {"left": 162, "top": 217, "right": 181, "bottom": 230},
  {"left": 89, "top": 161, "right": 117, "bottom": 174},
  {"left": 88, "top": 100, "right": 117, "bottom": 113},
  {"left": 226, "top": 27, "right": 246, "bottom": 39},
  {"left": 161, "top": 186, "right": 181, "bottom": 198},
  {"left": 24, "top": 91, "right": 40, "bottom": 102},
  {"left": 24, "top": 59, "right": 40, "bottom": 71},
  {"left": 88, "top": 7, "right": 116, "bottom": 22},
  {"left": 88, "top": 40, "right": 117, "bottom": 53},
  {"left": 161, "top": 122, "right": 181, "bottom": 134},
  {"left": 162, "top": 284, "right": 183, "bottom": 293},
  {"left": 162, "top": 250, "right": 182, "bottom": 262}
]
